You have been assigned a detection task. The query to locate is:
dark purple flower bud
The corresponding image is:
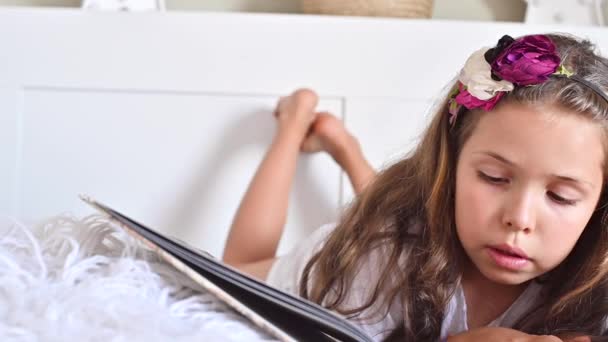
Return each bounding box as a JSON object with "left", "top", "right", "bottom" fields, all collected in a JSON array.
[
  {"left": 491, "top": 35, "right": 561, "bottom": 86},
  {"left": 484, "top": 35, "right": 515, "bottom": 65}
]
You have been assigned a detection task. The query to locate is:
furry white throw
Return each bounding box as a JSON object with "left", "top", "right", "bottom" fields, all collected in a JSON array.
[{"left": 0, "top": 214, "right": 274, "bottom": 342}]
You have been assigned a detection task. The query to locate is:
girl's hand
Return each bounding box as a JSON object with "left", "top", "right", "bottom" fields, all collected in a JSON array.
[
  {"left": 448, "top": 327, "right": 563, "bottom": 342},
  {"left": 273, "top": 88, "right": 318, "bottom": 138}
]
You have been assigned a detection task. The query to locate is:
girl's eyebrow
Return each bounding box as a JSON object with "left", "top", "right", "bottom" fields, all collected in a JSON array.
[
  {"left": 550, "top": 174, "right": 595, "bottom": 189},
  {"left": 473, "top": 151, "right": 595, "bottom": 189},
  {"left": 473, "top": 151, "right": 515, "bottom": 166}
]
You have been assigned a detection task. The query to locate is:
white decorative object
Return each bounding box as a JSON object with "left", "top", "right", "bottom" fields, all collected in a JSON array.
[
  {"left": 524, "top": 0, "right": 605, "bottom": 26},
  {"left": 82, "top": 0, "right": 165, "bottom": 11},
  {"left": 0, "top": 214, "right": 270, "bottom": 341}
]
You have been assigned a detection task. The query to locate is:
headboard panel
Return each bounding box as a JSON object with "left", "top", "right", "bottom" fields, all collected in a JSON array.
[{"left": 1, "top": 7, "right": 607, "bottom": 256}]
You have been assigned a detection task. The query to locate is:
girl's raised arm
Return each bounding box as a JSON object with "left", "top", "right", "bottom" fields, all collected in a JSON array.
[
  {"left": 222, "top": 89, "right": 319, "bottom": 269},
  {"left": 222, "top": 89, "right": 375, "bottom": 281}
]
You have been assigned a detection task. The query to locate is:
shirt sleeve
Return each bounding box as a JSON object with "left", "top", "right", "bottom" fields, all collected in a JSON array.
[
  {"left": 265, "top": 222, "right": 403, "bottom": 341},
  {"left": 265, "top": 223, "right": 336, "bottom": 295}
]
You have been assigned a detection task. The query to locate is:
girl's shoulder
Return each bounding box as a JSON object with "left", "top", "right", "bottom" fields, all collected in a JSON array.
[{"left": 265, "top": 221, "right": 413, "bottom": 339}]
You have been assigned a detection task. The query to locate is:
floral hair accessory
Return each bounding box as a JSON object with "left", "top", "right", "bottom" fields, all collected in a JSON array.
[
  {"left": 448, "top": 47, "right": 514, "bottom": 123},
  {"left": 448, "top": 34, "right": 574, "bottom": 126},
  {"left": 490, "top": 35, "right": 561, "bottom": 86}
]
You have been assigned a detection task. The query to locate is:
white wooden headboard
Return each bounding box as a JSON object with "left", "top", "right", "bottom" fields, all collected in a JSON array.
[{"left": 1, "top": 7, "right": 607, "bottom": 256}]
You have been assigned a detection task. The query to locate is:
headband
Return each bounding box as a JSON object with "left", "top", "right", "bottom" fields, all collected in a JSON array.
[{"left": 448, "top": 35, "right": 608, "bottom": 126}]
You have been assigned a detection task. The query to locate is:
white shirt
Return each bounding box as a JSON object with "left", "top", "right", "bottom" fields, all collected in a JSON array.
[{"left": 266, "top": 223, "right": 544, "bottom": 341}]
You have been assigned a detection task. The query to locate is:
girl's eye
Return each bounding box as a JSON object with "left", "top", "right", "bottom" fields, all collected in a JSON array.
[
  {"left": 547, "top": 191, "right": 577, "bottom": 206},
  {"left": 477, "top": 171, "right": 508, "bottom": 184}
]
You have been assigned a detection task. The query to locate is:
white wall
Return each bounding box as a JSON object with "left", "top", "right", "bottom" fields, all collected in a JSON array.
[
  {"left": 0, "top": 0, "right": 528, "bottom": 22},
  {"left": 4, "top": 8, "right": 606, "bottom": 255}
]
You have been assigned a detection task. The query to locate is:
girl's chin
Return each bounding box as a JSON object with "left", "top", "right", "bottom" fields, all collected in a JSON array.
[
  {"left": 476, "top": 261, "right": 535, "bottom": 286},
  {"left": 483, "top": 271, "right": 531, "bottom": 285}
]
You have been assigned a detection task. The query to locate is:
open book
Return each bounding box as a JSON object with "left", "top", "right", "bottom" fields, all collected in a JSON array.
[{"left": 80, "top": 195, "right": 375, "bottom": 342}]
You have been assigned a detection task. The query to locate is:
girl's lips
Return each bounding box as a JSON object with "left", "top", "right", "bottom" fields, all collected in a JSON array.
[
  {"left": 490, "top": 243, "right": 530, "bottom": 259},
  {"left": 487, "top": 247, "right": 531, "bottom": 270}
]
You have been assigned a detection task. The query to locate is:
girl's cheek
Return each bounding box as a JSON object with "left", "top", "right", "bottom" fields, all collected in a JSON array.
[{"left": 467, "top": 181, "right": 497, "bottom": 208}]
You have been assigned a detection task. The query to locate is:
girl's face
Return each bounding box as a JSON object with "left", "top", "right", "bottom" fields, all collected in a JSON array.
[{"left": 455, "top": 102, "right": 604, "bottom": 285}]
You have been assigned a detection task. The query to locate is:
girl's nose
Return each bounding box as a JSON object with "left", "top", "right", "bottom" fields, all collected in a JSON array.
[{"left": 501, "top": 189, "right": 536, "bottom": 234}]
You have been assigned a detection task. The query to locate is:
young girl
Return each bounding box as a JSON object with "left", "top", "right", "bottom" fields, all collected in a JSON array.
[{"left": 222, "top": 33, "right": 608, "bottom": 341}]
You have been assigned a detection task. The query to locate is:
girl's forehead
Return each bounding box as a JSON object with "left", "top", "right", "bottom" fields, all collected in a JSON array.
[
  {"left": 464, "top": 102, "right": 605, "bottom": 178},
  {"left": 471, "top": 101, "right": 602, "bottom": 141}
]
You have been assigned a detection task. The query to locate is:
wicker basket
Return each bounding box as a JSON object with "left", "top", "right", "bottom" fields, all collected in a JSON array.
[{"left": 301, "top": 0, "right": 434, "bottom": 19}]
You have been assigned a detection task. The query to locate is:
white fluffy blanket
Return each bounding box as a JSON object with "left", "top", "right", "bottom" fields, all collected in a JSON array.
[{"left": 0, "top": 214, "right": 274, "bottom": 342}]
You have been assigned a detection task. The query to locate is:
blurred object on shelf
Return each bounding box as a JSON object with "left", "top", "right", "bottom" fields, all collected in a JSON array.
[
  {"left": 523, "top": 0, "right": 605, "bottom": 26},
  {"left": 82, "top": 0, "right": 165, "bottom": 11},
  {"left": 301, "top": 0, "right": 434, "bottom": 18}
]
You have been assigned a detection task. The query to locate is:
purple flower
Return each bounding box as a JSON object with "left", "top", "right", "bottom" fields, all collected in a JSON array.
[
  {"left": 454, "top": 83, "right": 505, "bottom": 111},
  {"left": 491, "top": 35, "right": 561, "bottom": 86}
]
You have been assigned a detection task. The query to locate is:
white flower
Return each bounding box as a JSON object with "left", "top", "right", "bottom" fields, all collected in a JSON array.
[{"left": 458, "top": 48, "right": 514, "bottom": 100}]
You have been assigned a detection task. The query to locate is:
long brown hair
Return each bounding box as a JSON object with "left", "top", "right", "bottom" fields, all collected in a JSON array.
[{"left": 299, "top": 33, "right": 608, "bottom": 341}]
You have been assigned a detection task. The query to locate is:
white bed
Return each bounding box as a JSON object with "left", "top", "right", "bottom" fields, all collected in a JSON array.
[
  {"left": 1, "top": 7, "right": 608, "bottom": 341},
  {"left": 1, "top": 7, "right": 607, "bottom": 258}
]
